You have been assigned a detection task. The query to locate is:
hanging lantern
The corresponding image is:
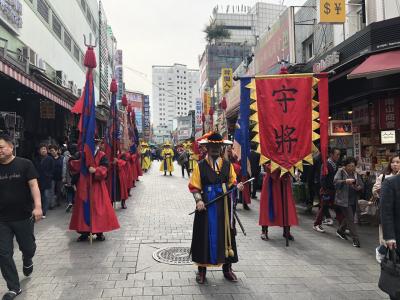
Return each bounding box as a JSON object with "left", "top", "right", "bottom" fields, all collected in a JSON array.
[
  {"left": 127, "top": 104, "right": 132, "bottom": 113},
  {"left": 220, "top": 97, "right": 227, "bottom": 110},
  {"left": 84, "top": 47, "right": 97, "bottom": 68},
  {"left": 110, "top": 79, "right": 117, "bottom": 93},
  {"left": 121, "top": 94, "right": 128, "bottom": 107}
]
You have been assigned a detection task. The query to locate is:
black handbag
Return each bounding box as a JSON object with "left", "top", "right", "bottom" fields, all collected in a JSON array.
[{"left": 379, "top": 249, "right": 400, "bottom": 299}]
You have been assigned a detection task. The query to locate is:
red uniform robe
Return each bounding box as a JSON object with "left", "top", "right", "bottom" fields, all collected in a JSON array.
[
  {"left": 69, "top": 151, "right": 120, "bottom": 233},
  {"left": 259, "top": 166, "right": 298, "bottom": 227},
  {"left": 117, "top": 155, "right": 129, "bottom": 201},
  {"left": 130, "top": 153, "right": 138, "bottom": 184}
]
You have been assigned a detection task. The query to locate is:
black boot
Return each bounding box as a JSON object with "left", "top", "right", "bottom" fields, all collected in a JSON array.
[
  {"left": 77, "top": 233, "right": 89, "bottom": 242},
  {"left": 121, "top": 200, "right": 127, "bottom": 209},
  {"left": 283, "top": 226, "right": 294, "bottom": 241},
  {"left": 223, "top": 263, "right": 238, "bottom": 282},
  {"left": 96, "top": 233, "right": 106, "bottom": 241},
  {"left": 196, "top": 267, "right": 207, "bottom": 284}
]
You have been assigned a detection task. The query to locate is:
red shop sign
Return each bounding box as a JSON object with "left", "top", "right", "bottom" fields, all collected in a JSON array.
[{"left": 379, "top": 97, "right": 400, "bottom": 130}]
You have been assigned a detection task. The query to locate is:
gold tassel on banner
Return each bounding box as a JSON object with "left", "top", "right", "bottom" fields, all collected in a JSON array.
[{"left": 222, "top": 184, "right": 234, "bottom": 258}]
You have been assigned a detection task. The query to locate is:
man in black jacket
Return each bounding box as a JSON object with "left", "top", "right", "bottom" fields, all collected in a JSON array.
[{"left": 381, "top": 175, "right": 400, "bottom": 251}]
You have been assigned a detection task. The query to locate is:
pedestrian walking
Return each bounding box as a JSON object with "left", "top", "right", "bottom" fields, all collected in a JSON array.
[
  {"left": 189, "top": 132, "right": 244, "bottom": 284},
  {"left": 313, "top": 148, "right": 341, "bottom": 233},
  {"left": 372, "top": 155, "right": 400, "bottom": 263},
  {"left": 33, "top": 144, "right": 54, "bottom": 218},
  {"left": 62, "top": 144, "right": 78, "bottom": 213},
  {"left": 334, "top": 157, "right": 363, "bottom": 248},
  {"left": 49, "top": 145, "right": 64, "bottom": 208},
  {"left": 0, "top": 134, "right": 43, "bottom": 300},
  {"left": 380, "top": 172, "right": 400, "bottom": 300},
  {"left": 177, "top": 147, "right": 190, "bottom": 178}
]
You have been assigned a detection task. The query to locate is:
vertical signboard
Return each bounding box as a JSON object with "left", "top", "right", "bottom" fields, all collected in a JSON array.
[
  {"left": 221, "top": 68, "right": 233, "bottom": 95},
  {"left": 143, "top": 95, "right": 151, "bottom": 140},
  {"left": 353, "top": 133, "right": 361, "bottom": 160}
]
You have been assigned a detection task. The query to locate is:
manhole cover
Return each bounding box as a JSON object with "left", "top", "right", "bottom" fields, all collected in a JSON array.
[{"left": 153, "top": 246, "right": 192, "bottom": 265}]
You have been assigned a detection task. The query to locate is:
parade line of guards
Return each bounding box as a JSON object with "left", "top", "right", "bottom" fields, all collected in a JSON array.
[
  {"left": 66, "top": 131, "right": 295, "bottom": 285},
  {"left": 67, "top": 138, "right": 191, "bottom": 241}
]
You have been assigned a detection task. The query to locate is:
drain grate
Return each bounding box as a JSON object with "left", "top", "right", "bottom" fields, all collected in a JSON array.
[{"left": 153, "top": 246, "right": 192, "bottom": 265}]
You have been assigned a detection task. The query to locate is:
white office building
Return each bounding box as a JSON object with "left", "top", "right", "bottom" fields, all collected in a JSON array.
[
  {"left": 210, "top": 2, "right": 286, "bottom": 45},
  {"left": 152, "top": 64, "right": 200, "bottom": 144}
]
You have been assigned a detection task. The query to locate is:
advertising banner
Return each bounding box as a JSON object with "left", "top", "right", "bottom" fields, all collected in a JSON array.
[
  {"left": 221, "top": 68, "right": 233, "bottom": 95},
  {"left": 143, "top": 95, "right": 151, "bottom": 139}
]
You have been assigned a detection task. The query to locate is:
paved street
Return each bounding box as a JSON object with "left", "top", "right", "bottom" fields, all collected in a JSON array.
[{"left": 1, "top": 161, "right": 388, "bottom": 300}]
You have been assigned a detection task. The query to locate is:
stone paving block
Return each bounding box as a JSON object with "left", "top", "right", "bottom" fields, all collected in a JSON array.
[
  {"left": 134, "top": 279, "right": 153, "bottom": 287},
  {"left": 163, "top": 272, "right": 181, "bottom": 280},
  {"left": 153, "top": 279, "right": 172, "bottom": 287},
  {"left": 173, "top": 295, "right": 194, "bottom": 300},
  {"left": 143, "top": 286, "right": 163, "bottom": 296},
  {"left": 171, "top": 278, "right": 190, "bottom": 286},
  {"left": 122, "top": 287, "right": 143, "bottom": 296},
  {"left": 114, "top": 280, "right": 135, "bottom": 288},
  {"left": 145, "top": 272, "right": 163, "bottom": 280},
  {"left": 102, "top": 288, "right": 123, "bottom": 297},
  {"left": 163, "top": 286, "right": 183, "bottom": 295}
]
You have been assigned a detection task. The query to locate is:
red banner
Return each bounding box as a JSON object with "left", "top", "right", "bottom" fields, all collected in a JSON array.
[{"left": 256, "top": 77, "right": 313, "bottom": 171}]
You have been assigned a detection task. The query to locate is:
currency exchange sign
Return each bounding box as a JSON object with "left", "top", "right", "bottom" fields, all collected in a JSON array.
[
  {"left": 256, "top": 77, "right": 313, "bottom": 171},
  {"left": 319, "top": 0, "right": 346, "bottom": 24}
]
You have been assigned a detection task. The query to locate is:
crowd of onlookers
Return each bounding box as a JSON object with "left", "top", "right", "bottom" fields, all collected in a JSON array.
[
  {"left": 33, "top": 143, "right": 78, "bottom": 218},
  {"left": 295, "top": 147, "right": 399, "bottom": 266}
]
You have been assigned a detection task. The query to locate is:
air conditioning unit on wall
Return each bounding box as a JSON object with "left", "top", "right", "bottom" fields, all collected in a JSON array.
[
  {"left": 22, "top": 46, "right": 37, "bottom": 66},
  {"left": 37, "top": 57, "right": 46, "bottom": 71},
  {"left": 56, "top": 70, "right": 68, "bottom": 88}
]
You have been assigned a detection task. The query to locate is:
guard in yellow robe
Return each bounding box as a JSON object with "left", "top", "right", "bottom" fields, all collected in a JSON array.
[
  {"left": 160, "top": 141, "right": 174, "bottom": 176},
  {"left": 140, "top": 142, "right": 151, "bottom": 172}
]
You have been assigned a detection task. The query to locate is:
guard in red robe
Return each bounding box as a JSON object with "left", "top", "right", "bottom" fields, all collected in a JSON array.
[
  {"left": 259, "top": 164, "right": 298, "bottom": 241},
  {"left": 69, "top": 147, "right": 120, "bottom": 242}
]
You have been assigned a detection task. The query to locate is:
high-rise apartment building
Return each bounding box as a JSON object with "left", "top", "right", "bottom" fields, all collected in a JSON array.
[
  {"left": 200, "top": 2, "right": 286, "bottom": 92},
  {"left": 152, "top": 64, "right": 199, "bottom": 144}
]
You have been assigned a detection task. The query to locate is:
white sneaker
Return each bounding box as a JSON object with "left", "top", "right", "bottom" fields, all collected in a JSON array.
[
  {"left": 375, "top": 247, "right": 385, "bottom": 264},
  {"left": 41, "top": 216, "right": 46, "bottom": 219},
  {"left": 313, "top": 225, "right": 325, "bottom": 233},
  {"left": 322, "top": 218, "right": 334, "bottom": 226}
]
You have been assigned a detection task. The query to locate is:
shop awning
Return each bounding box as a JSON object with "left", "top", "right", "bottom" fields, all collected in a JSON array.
[
  {"left": 348, "top": 50, "right": 400, "bottom": 79},
  {"left": 0, "top": 59, "right": 72, "bottom": 109}
]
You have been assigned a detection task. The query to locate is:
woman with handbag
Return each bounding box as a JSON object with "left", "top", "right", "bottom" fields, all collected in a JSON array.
[
  {"left": 373, "top": 156, "right": 400, "bottom": 263},
  {"left": 334, "top": 157, "right": 364, "bottom": 248}
]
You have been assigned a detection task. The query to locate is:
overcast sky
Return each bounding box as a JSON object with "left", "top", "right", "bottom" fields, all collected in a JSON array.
[{"left": 101, "top": 0, "right": 306, "bottom": 96}]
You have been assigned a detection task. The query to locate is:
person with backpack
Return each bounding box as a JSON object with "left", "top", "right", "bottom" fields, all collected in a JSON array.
[{"left": 372, "top": 155, "right": 400, "bottom": 263}]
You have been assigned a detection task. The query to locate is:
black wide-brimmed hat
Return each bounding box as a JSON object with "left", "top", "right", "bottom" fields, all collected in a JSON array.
[{"left": 198, "top": 132, "right": 232, "bottom": 145}]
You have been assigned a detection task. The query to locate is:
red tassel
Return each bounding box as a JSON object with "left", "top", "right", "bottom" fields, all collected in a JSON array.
[
  {"left": 127, "top": 104, "right": 132, "bottom": 113},
  {"left": 201, "top": 113, "right": 205, "bottom": 122},
  {"left": 122, "top": 94, "right": 128, "bottom": 107},
  {"left": 84, "top": 47, "right": 97, "bottom": 69},
  {"left": 279, "top": 66, "right": 289, "bottom": 74},
  {"left": 110, "top": 79, "right": 118, "bottom": 93},
  {"left": 209, "top": 107, "right": 214, "bottom": 116}
]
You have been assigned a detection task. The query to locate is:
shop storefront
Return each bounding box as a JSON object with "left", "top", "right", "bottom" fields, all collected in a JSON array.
[
  {"left": 299, "top": 17, "right": 400, "bottom": 174},
  {"left": 0, "top": 57, "right": 76, "bottom": 158}
]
